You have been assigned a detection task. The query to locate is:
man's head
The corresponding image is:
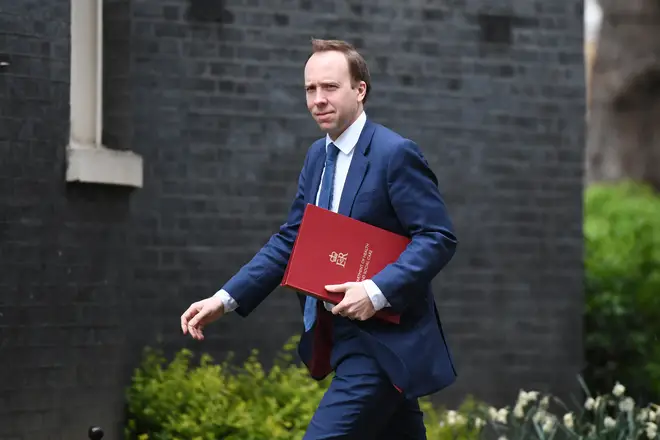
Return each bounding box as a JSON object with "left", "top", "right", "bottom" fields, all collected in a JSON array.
[{"left": 304, "top": 39, "right": 371, "bottom": 140}]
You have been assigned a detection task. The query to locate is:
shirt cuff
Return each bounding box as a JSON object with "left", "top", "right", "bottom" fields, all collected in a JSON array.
[
  {"left": 213, "top": 289, "right": 238, "bottom": 313},
  {"left": 362, "top": 279, "right": 391, "bottom": 311}
]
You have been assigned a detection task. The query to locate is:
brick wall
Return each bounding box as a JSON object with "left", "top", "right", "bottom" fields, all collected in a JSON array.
[
  {"left": 0, "top": 1, "right": 132, "bottom": 438},
  {"left": 0, "top": 0, "right": 586, "bottom": 438}
]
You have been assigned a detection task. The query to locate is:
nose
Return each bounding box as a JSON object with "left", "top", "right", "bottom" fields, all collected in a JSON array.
[{"left": 313, "top": 89, "right": 328, "bottom": 107}]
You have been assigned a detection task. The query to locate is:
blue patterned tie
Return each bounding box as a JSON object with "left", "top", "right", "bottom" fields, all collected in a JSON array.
[{"left": 303, "top": 143, "right": 339, "bottom": 331}]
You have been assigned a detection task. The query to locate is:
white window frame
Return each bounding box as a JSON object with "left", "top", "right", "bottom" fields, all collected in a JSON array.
[{"left": 66, "top": 0, "right": 143, "bottom": 188}]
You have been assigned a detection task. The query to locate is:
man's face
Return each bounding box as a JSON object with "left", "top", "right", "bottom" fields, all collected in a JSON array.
[{"left": 304, "top": 50, "right": 366, "bottom": 139}]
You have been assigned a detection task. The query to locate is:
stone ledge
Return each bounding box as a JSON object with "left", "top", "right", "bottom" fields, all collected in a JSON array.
[{"left": 65, "top": 144, "right": 143, "bottom": 188}]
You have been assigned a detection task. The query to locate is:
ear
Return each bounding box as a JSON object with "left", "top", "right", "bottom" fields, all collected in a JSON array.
[{"left": 356, "top": 81, "right": 367, "bottom": 102}]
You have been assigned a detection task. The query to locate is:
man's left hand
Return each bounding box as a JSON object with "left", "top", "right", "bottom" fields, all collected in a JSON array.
[{"left": 326, "top": 282, "right": 376, "bottom": 321}]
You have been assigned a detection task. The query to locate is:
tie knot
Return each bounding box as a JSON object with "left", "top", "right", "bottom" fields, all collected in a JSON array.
[{"left": 326, "top": 143, "right": 339, "bottom": 161}]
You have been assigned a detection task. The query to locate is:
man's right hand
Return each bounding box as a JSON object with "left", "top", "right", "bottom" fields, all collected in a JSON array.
[{"left": 180, "top": 296, "right": 225, "bottom": 340}]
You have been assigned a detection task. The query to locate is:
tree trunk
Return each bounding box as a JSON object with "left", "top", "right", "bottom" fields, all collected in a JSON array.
[{"left": 586, "top": 0, "right": 660, "bottom": 191}]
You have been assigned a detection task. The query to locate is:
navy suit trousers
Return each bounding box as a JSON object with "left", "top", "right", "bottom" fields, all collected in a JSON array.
[{"left": 303, "top": 312, "right": 427, "bottom": 440}]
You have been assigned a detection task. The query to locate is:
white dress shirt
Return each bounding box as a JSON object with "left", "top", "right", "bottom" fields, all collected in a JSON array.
[{"left": 214, "top": 111, "right": 391, "bottom": 313}]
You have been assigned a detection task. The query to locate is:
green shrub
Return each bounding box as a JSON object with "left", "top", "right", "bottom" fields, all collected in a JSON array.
[
  {"left": 584, "top": 181, "right": 660, "bottom": 401},
  {"left": 124, "top": 337, "right": 474, "bottom": 440},
  {"left": 124, "top": 337, "right": 331, "bottom": 440}
]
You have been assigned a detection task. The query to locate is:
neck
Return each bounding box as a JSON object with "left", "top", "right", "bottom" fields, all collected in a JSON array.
[{"left": 328, "top": 107, "right": 363, "bottom": 141}]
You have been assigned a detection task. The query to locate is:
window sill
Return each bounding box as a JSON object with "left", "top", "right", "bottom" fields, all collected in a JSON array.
[{"left": 65, "top": 143, "right": 143, "bottom": 188}]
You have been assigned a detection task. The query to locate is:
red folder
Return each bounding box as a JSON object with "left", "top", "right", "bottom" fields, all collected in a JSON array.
[{"left": 281, "top": 204, "right": 411, "bottom": 324}]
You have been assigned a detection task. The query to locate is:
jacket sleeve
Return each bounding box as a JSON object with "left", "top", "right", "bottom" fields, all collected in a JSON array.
[
  {"left": 219, "top": 147, "right": 313, "bottom": 317},
  {"left": 370, "top": 139, "right": 458, "bottom": 312}
]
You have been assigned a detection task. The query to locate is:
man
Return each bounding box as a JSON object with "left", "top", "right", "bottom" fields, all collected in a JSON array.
[{"left": 181, "top": 39, "right": 458, "bottom": 439}]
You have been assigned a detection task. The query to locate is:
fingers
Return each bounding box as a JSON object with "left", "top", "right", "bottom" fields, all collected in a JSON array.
[
  {"left": 188, "top": 306, "right": 212, "bottom": 340},
  {"left": 324, "top": 282, "right": 354, "bottom": 292},
  {"left": 187, "top": 307, "right": 208, "bottom": 329},
  {"left": 180, "top": 302, "right": 201, "bottom": 334},
  {"left": 331, "top": 301, "right": 348, "bottom": 316},
  {"left": 189, "top": 323, "right": 205, "bottom": 340},
  {"left": 331, "top": 304, "right": 364, "bottom": 321},
  {"left": 329, "top": 282, "right": 365, "bottom": 319},
  {"left": 331, "top": 284, "right": 355, "bottom": 317},
  {"left": 181, "top": 302, "right": 209, "bottom": 340},
  {"left": 181, "top": 297, "right": 225, "bottom": 341},
  {"left": 331, "top": 300, "right": 359, "bottom": 319},
  {"left": 331, "top": 288, "right": 373, "bottom": 321}
]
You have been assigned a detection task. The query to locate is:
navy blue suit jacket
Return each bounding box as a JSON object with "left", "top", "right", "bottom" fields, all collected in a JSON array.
[{"left": 222, "top": 119, "right": 458, "bottom": 398}]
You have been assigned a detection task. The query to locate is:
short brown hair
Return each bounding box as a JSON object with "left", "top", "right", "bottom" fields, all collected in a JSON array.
[{"left": 310, "top": 38, "right": 371, "bottom": 105}]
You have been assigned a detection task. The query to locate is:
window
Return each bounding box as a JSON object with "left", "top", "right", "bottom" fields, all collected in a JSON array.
[{"left": 66, "top": 0, "right": 143, "bottom": 188}]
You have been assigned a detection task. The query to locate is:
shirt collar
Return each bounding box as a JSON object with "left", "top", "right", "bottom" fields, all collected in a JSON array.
[{"left": 325, "top": 111, "right": 366, "bottom": 155}]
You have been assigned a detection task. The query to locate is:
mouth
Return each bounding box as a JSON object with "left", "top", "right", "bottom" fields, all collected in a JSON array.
[{"left": 316, "top": 112, "right": 334, "bottom": 118}]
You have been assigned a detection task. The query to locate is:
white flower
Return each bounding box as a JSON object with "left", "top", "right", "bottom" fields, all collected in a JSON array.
[
  {"left": 604, "top": 416, "right": 616, "bottom": 429},
  {"left": 489, "top": 406, "right": 499, "bottom": 421},
  {"left": 516, "top": 390, "right": 540, "bottom": 407},
  {"left": 563, "top": 412, "right": 574, "bottom": 430},
  {"left": 619, "top": 397, "right": 635, "bottom": 413},
  {"left": 650, "top": 410, "right": 657, "bottom": 422},
  {"left": 474, "top": 417, "right": 485, "bottom": 429},
  {"left": 542, "top": 417, "right": 555, "bottom": 433},
  {"left": 513, "top": 390, "right": 536, "bottom": 419},
  {"left": 496, "top": 408, "right": 509, "bottom": 424},
  {"left": 533, "top": 410, "right": 547, "bottom": 424},
  {"left": 646, "top": 422, "right": 657, "bottom": 439},
  {"left": 513, "top": 403, "right": 525, "bottom": 418},
  {"left": 612, "top": 382, "right": 625, "bottom": 397},
  {"left": 639, "top": 409, "right": 650, "bottom": 422},
  {"left": 585, "top": 397, "right": 596, "bottom": 410},
  {"left": 527, "top": 391, "right": 540, "bottom": 400},
  {"left": 540, "top": 396, "right": 550, "bottom": 409},
  {"left": 498, "top": 436, "right": 507, "bottom": 440},
  {"left": 444, "top": 410, "right": 465, "bottom": 426}
]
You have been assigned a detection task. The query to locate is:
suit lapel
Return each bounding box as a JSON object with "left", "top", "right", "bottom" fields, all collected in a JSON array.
[
  {"left": 338, "top": 120, "right": 376, "bottom": 216},
  {"left": 307, "top": 142, "right": 325, "bottom": 204}
]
